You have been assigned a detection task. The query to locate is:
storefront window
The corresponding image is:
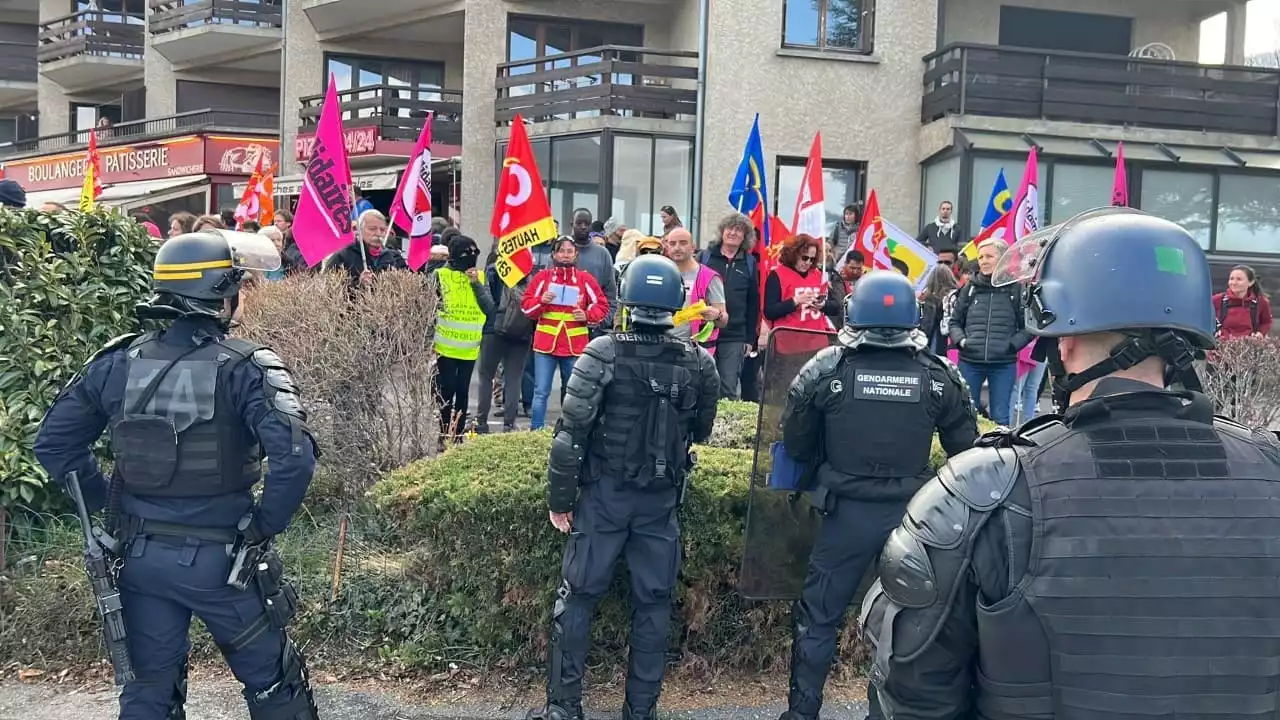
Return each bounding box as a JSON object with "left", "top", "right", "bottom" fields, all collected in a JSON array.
[
  {"left": 1048, "top": 163, "right": 1112, "bottom": 224},
  {"left": 775, "top": 157, "right": 867, "bottom": 240},
  {"left": 135, "top": 190, "right": 209, "bottom": 239},
  {"left": 611, "top": 135, "right": 654, "bottom": 235},
  {"left": 1215, "top": 174, "right": 1280, "bottom": 254},
  {"left": 1139, "top": 169, "right": 1212, "bottom": 249},
  {"left": 653, "top": 138, "right": 692, "bottom": 236},
  {"left": 548, "top": 134, "right": 601, "bottom": 227},
  {"left": 970, "top": 156, "right": 1025, "bottom": 237},
  {"left": 921, "top": 155, "right": 961, "bottom": 233}
]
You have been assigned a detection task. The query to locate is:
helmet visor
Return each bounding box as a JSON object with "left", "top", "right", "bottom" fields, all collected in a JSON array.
[
  {"left": 991, "top": 223, "right": 1063, "bottom": 287},
  {"left": 214, "top": 230, "right": 282, "bottom": 272}
]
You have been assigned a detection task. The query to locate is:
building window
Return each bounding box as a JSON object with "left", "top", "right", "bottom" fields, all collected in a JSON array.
[
  {"left": 0, "top": 117, "right": 15, "bottom": 147},
  {"left": 782, "top": 0, "right": 874, "bottom": 53},
  {"left": 1047, "top": 163, "right": 1112, "bottom": 224},
  {"left": 549, "top": 135, "right": 603, "bottom": 227},
  {"left": 1139, "top": 169, "right": 1213, "bottom": 250},
  {"left": 610, "top": 135, "right": 693, "bottom": 237},
  {"left": 1215, "top": 174, "right": 1280, "bottom": 254},
  {"left": 969, "top": 156, "right": 1025, "bottom": 237},
  {"left": 774, "top": 156, "right": 868, "bottom": 240},
  {"left": 325, "top": 54, "right": 445, "bottom": 122},
  {"left": 921, "top": 155, "right": 961, "bottom": 232}
]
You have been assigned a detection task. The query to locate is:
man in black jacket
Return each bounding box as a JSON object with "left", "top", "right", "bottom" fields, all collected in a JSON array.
[
  {"left": 698, "top": 213, "right": 761, "bottom": 399},
  {"left": 323, "top": 209, "right": 407, "bottom": 286},
  {"left": 947, "top": 238, "right": 1031, "bottom": 426}
]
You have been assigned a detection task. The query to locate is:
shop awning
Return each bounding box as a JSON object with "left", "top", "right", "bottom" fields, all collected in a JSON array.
[
  {"left": 241, "top": 164, "right": 404, "bottom": 197},
  {"left": 952, "top": 129, "right": 1280, "bottom": 169},
  {"left": 23, "top": 176, "right": 209, "bottom": 210},
  {"left": 23, "top": 186, "right": 83, "bottom": 209}
]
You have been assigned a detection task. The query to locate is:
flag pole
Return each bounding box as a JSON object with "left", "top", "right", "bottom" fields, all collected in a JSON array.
[{"left": 689, "top": 0, "right": 709, "bottom": 242}]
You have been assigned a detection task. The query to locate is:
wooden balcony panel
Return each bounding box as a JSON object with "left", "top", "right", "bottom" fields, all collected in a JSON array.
[{"left": 148, "top": 0, "right": 283, "bottom": 34}]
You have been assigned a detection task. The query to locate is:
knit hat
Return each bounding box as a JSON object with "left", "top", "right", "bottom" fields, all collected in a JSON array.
[
  {"left": 0, "top": 179, "right": 26, "bottom": 208},
  {"left": 603, "top": 217, "right": 621, "bottom": 236}
]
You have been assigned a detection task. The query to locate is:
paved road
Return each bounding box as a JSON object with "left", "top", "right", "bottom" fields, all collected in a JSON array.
[{"left": 0, "top": 678, "right": 870, "bottom": 720}]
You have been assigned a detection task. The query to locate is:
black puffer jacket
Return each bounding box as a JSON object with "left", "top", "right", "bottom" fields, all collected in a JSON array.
[{"left": 948, "top": 274, "right": 1032, "bottom": 364}]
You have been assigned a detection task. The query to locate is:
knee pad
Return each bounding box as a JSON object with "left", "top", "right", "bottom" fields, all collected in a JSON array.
[{"left": 246, "top": 636, "right": 319, "bottom": 720}]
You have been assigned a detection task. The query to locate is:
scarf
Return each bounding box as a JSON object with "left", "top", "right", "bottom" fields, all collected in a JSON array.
[{"left": 934, "top": 216, "right": 955, "bottom": 235}]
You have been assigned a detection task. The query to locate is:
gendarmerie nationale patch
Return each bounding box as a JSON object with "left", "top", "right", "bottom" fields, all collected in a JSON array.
[{"left": 853, "top": 370, "right": 923, "bottom": 403}]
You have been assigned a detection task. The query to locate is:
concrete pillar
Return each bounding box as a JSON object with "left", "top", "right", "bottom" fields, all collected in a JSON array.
[
  {"left": 1225, "top": 1, "right": 1248, "bottom": 66},
  {"left": 280, "top": 0, "right": 323, "bottom": 177},
  {"left": 143, "top": 3, "right": 177, "bottom": 118},
  {"left": 36, "top": 0, "right": 69, "bottom": 135},
  {"left": 459, "top": 1, "right": 505, "bottom": 240}
]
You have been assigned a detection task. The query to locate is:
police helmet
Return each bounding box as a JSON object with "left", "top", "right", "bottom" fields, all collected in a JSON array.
[
  {"left": 143, "top": 230, "right": 281, "bottom": 320},
  {"left": 837, "top": 270, "right": 926, "bottom": 351},
  {"left": 992, "top": 207, "right": 1215, "bottom": 391},
  {"left": 619, "top": 254, "right": 684, "bottom": 329}
]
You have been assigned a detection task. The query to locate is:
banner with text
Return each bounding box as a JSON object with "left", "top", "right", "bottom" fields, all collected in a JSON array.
[{"left": 490, "top": 115, "right": 556, "bottom": 287}]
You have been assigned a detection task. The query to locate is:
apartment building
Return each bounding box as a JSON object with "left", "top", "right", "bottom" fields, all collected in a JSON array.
[
  {"left": 0, "top": 0, "right": 282, "bottom": 225},
  {"left": 3, "top": 0, "right": 1279, "bottom": 286}
]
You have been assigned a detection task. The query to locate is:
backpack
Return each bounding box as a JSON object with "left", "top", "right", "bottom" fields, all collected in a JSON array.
[
  {"left": 496, "top": 278, "right": 534, "bottom": 341},
  {"left": 1216, "top": 293, "right": 1260, "bottom": 334},
  {"left": 616, "top": 343, "right": 699, "bottom": 490}
]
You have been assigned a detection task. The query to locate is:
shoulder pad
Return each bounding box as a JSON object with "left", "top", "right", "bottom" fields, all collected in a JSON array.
[
  {"left": 217, "top": 337, "right": 264, "bottom": 360},
  {"left": 572, "top": 343, "right": 611, "bottom": 385},
  {"left": 582, "top": 334, "right": 617, "bottom": 364},
  {"left": 937, "top": 446, "right": 1020, "bottom": 512},
  {"left": 1213, "top": 414, "right": 1255, "bottom": 441},
  {"left": 879, "top": 524, "right": 937, "bottom": 608},
  {"left": 250, "top": 348, "right": 287, "bottom": 370},
  {"left": 89, "top": 332, "right": 142, "bottom": 364},
  {"left": 1213, "top": 415, "right": 1280, "bottom": 458},
  {"left": 791, "top": 345, "right": 843, "bottom": 387},
  {"left": 903, "top": 476, "right": 971, "bottom": 551}
]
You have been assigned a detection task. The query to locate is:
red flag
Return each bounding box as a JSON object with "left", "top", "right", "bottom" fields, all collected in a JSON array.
[
  {"left": 233, "top": 155, "right": 266, "bottom": 229},
  {"left": 852, "top": 190, "right": 892, "bottom": 271},
  {"left": 491, "top": 116, "right": 556, "bottom": 287},
  {"left": 392, "top": 115, "right": 436, "bottom": 271}
]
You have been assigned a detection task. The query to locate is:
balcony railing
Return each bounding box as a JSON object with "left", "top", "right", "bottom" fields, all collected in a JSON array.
[
  {"left": 298, "top": 83, "right": 463, "bottom": 146},
  {"left": 38, "top": 9, "right": 145, "bottom": 64},
  {"left": 0, "top": 41, "right": 37, "bottom": 84},
  {"left": 922, "top": 43, "right": 1280, "bottom": 137},
  {"left": 495, "top": 45, "right": 698, "bottom": 124},
  {"left": 149, "top": 0, "right": 284, "bottom": 35},
  {"left": 0, "top": 108, "right": 278, "bottom": 159}
]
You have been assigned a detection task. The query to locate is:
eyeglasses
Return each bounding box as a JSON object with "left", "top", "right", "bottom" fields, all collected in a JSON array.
[{"left": 799, "top": 255, "right": 817, "bottom": 262}]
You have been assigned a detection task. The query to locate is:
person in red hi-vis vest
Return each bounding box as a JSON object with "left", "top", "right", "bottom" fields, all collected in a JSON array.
[
  {"left": 763, "top": 234, "right": 840, "bottom": 355},
  {"left": 521, "top": 236, "right": 609, "bottom": 430}
]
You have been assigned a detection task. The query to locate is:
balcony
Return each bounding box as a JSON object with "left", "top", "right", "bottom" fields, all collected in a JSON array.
[
  {"left": 0, "top": 41, "right": 37, "bottom": 108},
  {"left": 148, "top": 0, "right": 282, "bottom": 70},
  {"left": 298, "top": 83, "right": 463, "bottom": 147},
  {"left": 922, "top": 43, "right": 1280, "bottom": 137},
  {"left": 302, "top": 0, "right": 455, "bottom": 39},
  {"left": 38, "top": 10, "right": 144, "bottom": 92},
  {"left": 0, "top": 108, "right": 277, "bottom": 160},
  {"left": 495, "top": 46, "right": 698, "bottom": 125}
]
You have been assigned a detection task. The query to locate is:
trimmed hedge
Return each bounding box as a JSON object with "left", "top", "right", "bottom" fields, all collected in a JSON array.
[{"left": 369, "top": 402, "right": 996, "bottom": 674}]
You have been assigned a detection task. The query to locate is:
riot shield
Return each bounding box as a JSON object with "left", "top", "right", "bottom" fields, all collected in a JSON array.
[{"left": 739, "top": 327, "right": 837, "bottom": 601}]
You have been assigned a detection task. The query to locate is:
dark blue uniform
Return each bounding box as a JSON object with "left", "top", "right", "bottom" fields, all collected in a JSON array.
[{"left": 35, "top": 316, "right": 317, "bottom": 719}]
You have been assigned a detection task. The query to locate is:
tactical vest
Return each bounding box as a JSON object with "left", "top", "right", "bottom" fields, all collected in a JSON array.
[
  {"left": 109, "top": 334, "right": 262, "bottom": 498},
  {"left": 975, "top": 416, "right": 1280, "bottom": 720},
  {"left": 435, "top": 267, "right": 485, "bottom": 361},
  {"left": 586, "top": 333, "right": 704, "bottom": 491},
  {"left": 822, "top": 350, "right": 940, "bottom": 480}
]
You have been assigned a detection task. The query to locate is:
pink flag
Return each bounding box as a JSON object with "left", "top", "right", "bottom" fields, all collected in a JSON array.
[
  {"left": 1005, "top": 146, "right": 1040, "bottom": 243},
  {"left": 292, "top": 74, "right": 354, "bottom": 267},
  {"left": 392, "top": 114, "right": 436, "bottom": 271},
  {"left": 1112, "top": 141, "right": 1129, "bottom": 207}
]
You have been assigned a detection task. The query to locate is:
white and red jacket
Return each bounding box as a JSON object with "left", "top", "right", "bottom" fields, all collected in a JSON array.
[{"left": 521, "top": 266, "right": 610, "bottom": 357}]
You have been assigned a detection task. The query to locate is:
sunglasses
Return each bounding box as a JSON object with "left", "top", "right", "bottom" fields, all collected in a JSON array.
[{"left": 799, "top": 254, "right": 817, "bottom": 262}]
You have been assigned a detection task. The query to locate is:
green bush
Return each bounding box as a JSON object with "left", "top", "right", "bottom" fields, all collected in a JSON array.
[
  {"left": 369, "top": 405, "right": 997, "bottom": 675},
  {"left": 0, "top": 209, "right": 155, "bottom": 509}
]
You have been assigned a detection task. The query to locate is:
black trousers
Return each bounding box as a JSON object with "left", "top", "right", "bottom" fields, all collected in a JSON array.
[
  {"left": 549, "top": 481, "right": 681, "bottom": 713},
  {"left": 789, "top": 495, "right": 907, "bottom": 719},
  {"left": 436, "top": 356, "right": 476, "bottom": 436},
  {"left": 475, "top": 333, "right": 530, "bottom": 429}
]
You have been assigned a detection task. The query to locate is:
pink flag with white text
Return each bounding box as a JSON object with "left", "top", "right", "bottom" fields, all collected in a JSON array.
[
  {"left": 392, "top": 114, "right": 436, "bottom": 271},
  {"left": 1005, "top": 146, "right": 1040, "bottom": 243},
  {"left": 292, "top": 74, "right": 354, "bottom": 267},
  {"left": 1112, "top": 141, "right": 1129, "bottom": 207}
]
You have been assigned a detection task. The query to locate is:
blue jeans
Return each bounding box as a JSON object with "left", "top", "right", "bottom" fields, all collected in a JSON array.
[
  {"left": 1010, "top": 360, "right": 1047, "bottom": 426},
  {"left": 958, "top": 360, "right": 1016, "bottom": 427},
  {"left": 532, "top": 353, "right": 577, "bottom": 430}
]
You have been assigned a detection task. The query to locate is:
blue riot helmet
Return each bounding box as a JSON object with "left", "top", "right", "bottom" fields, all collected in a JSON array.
[
  {"left": 992, "top": 206, "right": 1216, "bottom": 392},
  {"left": 140, "top": 229, "right": 281, "bottom": 325},
  {"left": 838, "top": 269, "right": 924, "bottom": 350},
  {"left": 619, "top": 253, "right": 684, "bottom": 329}
]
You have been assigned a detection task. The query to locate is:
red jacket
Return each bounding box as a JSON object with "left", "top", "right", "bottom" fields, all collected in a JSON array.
[
  {"left": 521, "top": 266, "right": 609, "bottom": 356},
  {"left": 1213, "top": 290, "right": 1273, "bottom": 340}
]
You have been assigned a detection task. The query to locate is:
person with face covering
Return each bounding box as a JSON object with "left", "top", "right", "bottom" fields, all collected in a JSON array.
[
  {"left": 568, "top": 208, "right": 618, "bottom": 334},
  {"left": 431, "top": 234, "right": 496, "bottom": 448}
]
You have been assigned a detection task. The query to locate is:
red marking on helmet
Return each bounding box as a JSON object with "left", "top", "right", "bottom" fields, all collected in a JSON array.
[{"left": 883, "top": 294, "right": 895, "bottom": 306}]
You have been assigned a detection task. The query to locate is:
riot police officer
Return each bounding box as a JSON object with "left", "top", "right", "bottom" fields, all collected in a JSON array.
[
  {"left": 34, "top": 230, "right": 320, "bottom": 720},
  {"left": 777, "top": 270, "right": 978, "bottom": 720},
  {"left": 526, "top": 254, "right": 720, "bottom": 720},
  {"left": 859, "top": 207, "right": 1280, "bottom": 719}
]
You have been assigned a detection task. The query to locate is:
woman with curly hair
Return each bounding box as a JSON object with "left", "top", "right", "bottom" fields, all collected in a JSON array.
[{"left": 763, "top": 233, "right": 841, "bottom": 354}]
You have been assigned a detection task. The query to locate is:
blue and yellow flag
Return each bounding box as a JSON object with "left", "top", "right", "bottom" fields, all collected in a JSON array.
[
  {"left": 980, "top": 169, "right": 1012, "bottom": 231},
  {"left": 727, "top": 114, "right": 773, "bottom": 247}
]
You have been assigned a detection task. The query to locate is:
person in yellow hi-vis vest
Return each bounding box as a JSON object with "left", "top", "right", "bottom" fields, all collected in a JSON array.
[{"left": 432, "top": 234, "right": 495, "bottom": 449}]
